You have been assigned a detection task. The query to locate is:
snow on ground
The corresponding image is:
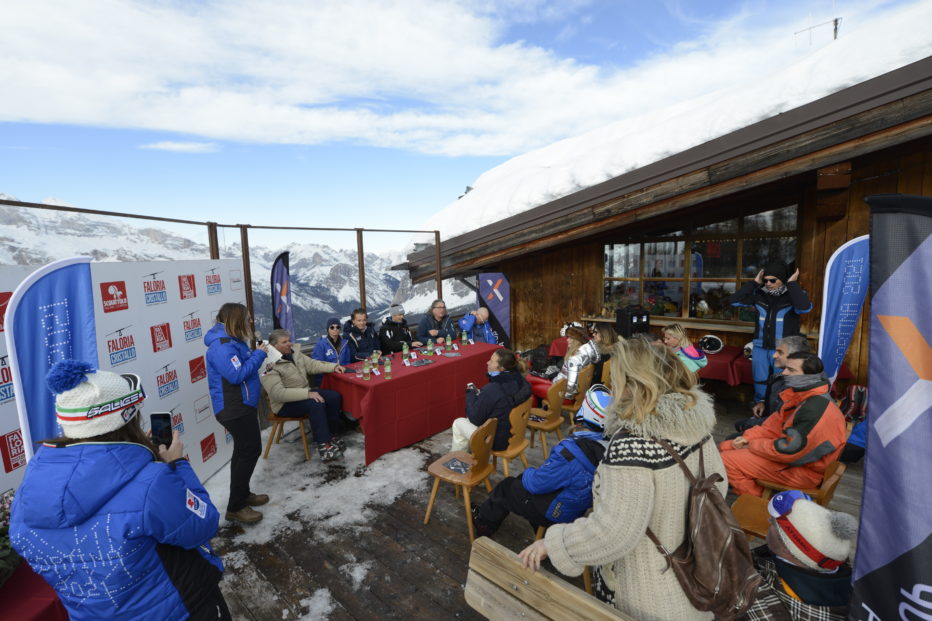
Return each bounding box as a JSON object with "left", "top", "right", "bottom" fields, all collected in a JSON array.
[
  {"left": 418, "top": 2, "right": 932, "bottom": 246},
  {"left": 299, "top": 590, "right": 336, "bottom": 620},
  {"left": 204, "top": 424, "right": 439, "bottom": 545}
]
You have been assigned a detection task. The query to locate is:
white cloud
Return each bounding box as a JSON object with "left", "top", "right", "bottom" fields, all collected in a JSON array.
[
  {"left": 138, "top": 141, "right": 218, "bottom": 153},
  {"left": 0, "top": 0, "right": 924, "bottom": 157}
]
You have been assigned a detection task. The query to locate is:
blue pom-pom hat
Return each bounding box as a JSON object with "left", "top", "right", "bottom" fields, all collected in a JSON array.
[{"left": 47, "top": 360, "right": 146, "bottom": 439}]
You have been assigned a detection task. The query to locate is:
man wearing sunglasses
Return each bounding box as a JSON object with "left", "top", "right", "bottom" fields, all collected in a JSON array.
[
  {"left": 725, "top": 260, "right": 812, "bottom": 406},
  {"left": 741, "top": 490, "right": 856, "bottom": 620}
]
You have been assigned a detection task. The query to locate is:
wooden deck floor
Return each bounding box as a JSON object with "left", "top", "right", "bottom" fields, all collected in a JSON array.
[{"left": 212, "top": 381, "right": 863, "bottom": 620}]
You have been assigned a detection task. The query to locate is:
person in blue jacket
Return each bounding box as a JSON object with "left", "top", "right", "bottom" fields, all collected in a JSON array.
[
  {"left": 10, "top": 360, "right": 229, "bottom": 621},
  {"left": 458, "top": 306, "right": 497, "bottom": 344},
  {"left": 311, "top": 316, "right": 351, "bottom": 366},
  {"left": 343, "top": 307, "right": 379, "bottom": 361},
  {"left": 204, "top": 302, "right": 269, "bottom": 525},
  {"left": 725, "top": 261, "right": 812, "bottom": 404},
  {"left": 472, "top": 385, "right": 611, "bottom": 537}
]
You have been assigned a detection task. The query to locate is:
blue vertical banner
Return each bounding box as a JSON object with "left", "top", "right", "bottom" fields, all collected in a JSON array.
[
  {"left": 271, "top": 251, "right": 294, "bottom": 337},
  {"left": 849, "top": 195, "right": 932, "bottom": 621},
  {"left": 817, "top": 235, "right": 869, "bottom": 383},
  {"left": 479, "top": 272, "right": 510, "bottom": 348},
  {"left": 3, "top": 257, "right": 98, "bottom": 459}
]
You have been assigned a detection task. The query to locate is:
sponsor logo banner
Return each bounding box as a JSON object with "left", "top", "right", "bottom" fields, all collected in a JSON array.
[
  {"left": 0, "top": 358, "right": 14, "bottom": 404},
  {"left": 157, "top": 367, "right": 180, "bottom": 399},
  {"left": 106, "top": 330, "right": 137, "bottom": 366},
  {"left": 1, "top": 429, "right": 25, "bottom": 473},
  {"left": 178, "top": 274, "right": 197, "bottom": 300},
  {"left": 205, "top": 272, "right": 222, "bottom": 295},
  {"left": 100, "top": 281, "right": 129, "bottom": 313},
  {"left": 171, "top": 409, "right": 185, "bottom": 434},
  {"left": 183, "top": 315, "right": 203, "bottom": 342},
  {"left": 193, "top": 395, "right": 212, "bottom": 423},
  {"left": 189, "top": 356, "right": 206, "bottom": 383},
  {"left": 200, "top": 433, "right": 217, "bottom": 462},
  {"left": 0, "top": 292, "right": 11, "bottom": 332},
  {"left": 142, "top": 276, "right": 168, "bottom": 305},
  {"left": 150, "top": 323, "right": 173, "bottom": 352}
]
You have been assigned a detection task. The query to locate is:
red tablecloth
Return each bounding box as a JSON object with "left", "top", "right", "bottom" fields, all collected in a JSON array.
[
  {"left": 322, "top": 343, "right": 499, "bottom": 464},
  {"left": 698, "top": 346, "right": 742, "bottom": 386},
  {"left": 706, "top": 346, "right": 854, "bottom": 387},
  {"left": 0, "top": 562, "right": 68, "bottom": 621},
  {"left": 548, "top": 337, "right": 568, "bottom": 358}
]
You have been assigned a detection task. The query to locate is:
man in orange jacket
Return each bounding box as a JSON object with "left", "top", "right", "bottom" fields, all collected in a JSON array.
[{"left": 719, "top": 352, "right": 846, "bottom": 496}]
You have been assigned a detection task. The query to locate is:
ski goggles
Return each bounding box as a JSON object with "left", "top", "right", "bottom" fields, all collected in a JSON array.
[{"left": 768, "top": 490, "right": 843, "bottom": 570}]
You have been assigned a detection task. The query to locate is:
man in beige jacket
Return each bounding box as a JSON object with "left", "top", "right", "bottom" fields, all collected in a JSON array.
[{"left": 260, "top": 329, "right": 347, "bottom": 461}]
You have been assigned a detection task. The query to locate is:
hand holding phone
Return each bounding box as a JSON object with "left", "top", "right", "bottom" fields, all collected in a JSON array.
[{"left": 150, "top": 412, "right": 173, "bottom": 447}]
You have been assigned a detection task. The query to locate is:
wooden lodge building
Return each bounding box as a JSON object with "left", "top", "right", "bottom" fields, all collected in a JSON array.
[{"left": 403, "top": 55, "right": 932, "bottom": 385}]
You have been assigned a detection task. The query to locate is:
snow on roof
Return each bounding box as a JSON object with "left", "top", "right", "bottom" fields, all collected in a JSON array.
[{"left": 421, "top": 2, "right": 932, "bottom": 245}]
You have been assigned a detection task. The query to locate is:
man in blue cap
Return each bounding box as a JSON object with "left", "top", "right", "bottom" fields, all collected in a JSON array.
[{"left": 471, "top": 385, "right": 611, "bottom": 537}]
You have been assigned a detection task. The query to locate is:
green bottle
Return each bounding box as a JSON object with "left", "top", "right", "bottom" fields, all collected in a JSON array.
[{"left": 427, "top": 338, "right": 434, "bottom": 355}]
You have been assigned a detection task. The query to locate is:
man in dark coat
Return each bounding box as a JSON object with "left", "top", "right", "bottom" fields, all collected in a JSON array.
[
  {"left": 343, "top": 307, "right": 379, "bottom": 361},
  {"left": 378, "top": 304, "right": 422, "bottom": 353}
]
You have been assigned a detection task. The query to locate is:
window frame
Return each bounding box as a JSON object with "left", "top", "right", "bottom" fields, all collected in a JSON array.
[{"left": 602, "top": 204, "right": 800, "bottom": 326}]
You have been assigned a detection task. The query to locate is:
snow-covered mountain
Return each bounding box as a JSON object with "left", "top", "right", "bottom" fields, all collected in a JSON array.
[{"left": 0, "top": 199, "right": 475, "bottom": 340}]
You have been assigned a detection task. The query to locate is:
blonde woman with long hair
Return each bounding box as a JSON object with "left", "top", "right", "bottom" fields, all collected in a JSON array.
[
  {"left": 519, "top": 338, "right": 726, "bottom": 621},
  {"left": 662, "top": 323, "right": 708, "bottom": 373}
]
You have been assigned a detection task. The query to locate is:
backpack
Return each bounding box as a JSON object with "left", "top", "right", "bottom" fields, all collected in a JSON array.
[
  {"left": 644, "top": 437, "right": 761, "bottom": 620},
  {"left": 839, "top": 384, "right": 868, "bottom": 423}
]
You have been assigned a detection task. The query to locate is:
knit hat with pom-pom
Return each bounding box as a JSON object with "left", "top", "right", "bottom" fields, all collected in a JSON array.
[{"left": 48, "top": 360, "right": 146, "bottom": 439}]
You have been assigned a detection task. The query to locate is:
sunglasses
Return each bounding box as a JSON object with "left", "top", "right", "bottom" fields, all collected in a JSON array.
[
  {"left": 763, "top": 278, "right": 779, "bottom": 284},
  {"left": 328, "top": 325, "right": 340, "bottom": 330}
]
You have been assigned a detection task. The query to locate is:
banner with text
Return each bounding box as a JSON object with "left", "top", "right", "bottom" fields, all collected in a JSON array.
[{"left": 818, "top": 235, "right": 869, "bottom": 384}]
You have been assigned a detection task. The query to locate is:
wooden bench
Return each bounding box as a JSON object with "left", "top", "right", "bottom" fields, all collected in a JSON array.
[{"left": 465, "top": 537, "right": 633, "bottom": 620}]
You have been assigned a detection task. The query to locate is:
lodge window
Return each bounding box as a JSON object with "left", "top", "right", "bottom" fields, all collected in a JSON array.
[{"left": 603, "top": 205, "right": 798, "bottom": 323}]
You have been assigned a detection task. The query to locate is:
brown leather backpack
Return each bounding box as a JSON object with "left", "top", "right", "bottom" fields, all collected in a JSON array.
[{"left": 645, "top": 437, "right": 761, "bottom": 620}]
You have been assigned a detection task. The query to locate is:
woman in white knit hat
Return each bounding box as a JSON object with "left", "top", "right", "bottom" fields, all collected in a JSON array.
[
  {"left": 519, "top": 338, "right": 726, "bottom": 621},
  {"left": 9, "top": 360, "right": 229, "bottom": 620}
]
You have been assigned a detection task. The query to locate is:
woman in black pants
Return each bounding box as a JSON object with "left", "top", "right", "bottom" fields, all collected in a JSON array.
[{"left": 204, "top": 302, "right": 269, "bottom": 524}]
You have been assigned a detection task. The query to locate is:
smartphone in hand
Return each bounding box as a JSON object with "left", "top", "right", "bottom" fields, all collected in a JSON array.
[{"left": 150, "top": 412, "right": 173, "bottom": 448}]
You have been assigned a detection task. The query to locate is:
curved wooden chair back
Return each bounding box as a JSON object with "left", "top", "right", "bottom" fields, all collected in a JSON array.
[
  {"left": 600, "top": 357, "right": 612, "bottom": 388},
  {"left": 568, "top": 365, "right": 595, "bottom": 412},
  {"left": 543, "top": 378, "right": 568, "bottom": 421},
  {"left": 757, "top": 460, "right": 847, "bottom": 507},
  {"left": 505, "top": 397, "right": 533, "bottom": 449},
  {"left": 469, "top": 417, "right": 498, "bottom": 472}
]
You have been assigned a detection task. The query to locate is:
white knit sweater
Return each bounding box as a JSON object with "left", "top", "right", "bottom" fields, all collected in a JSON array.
[{"left": 545, "top": 390, "right": 727, "bottom": 621}]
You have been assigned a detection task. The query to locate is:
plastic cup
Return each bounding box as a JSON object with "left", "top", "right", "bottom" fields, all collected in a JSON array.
[{"left": 355, "top": 364, "right": 363, "bottom": 379}]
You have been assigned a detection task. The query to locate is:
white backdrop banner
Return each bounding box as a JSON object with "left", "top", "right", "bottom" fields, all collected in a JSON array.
[{"left": 1, "top": 258, "right": 246, "bottom": 493}]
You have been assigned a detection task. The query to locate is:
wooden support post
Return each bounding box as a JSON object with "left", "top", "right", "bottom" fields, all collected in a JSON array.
[
  {"left": 434, "top": 230, "right": 443, "bottom": 300},
  {"left": 356, "top": 228, "right": 367, "bottom": 310},
  {"left": 239, "top": 225, "right": 255, "bottom": 337},
  {"left": 207, "top": 222, "right": 220, "bottom": 259}
]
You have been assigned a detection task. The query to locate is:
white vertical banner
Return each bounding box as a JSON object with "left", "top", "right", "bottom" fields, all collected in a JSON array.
[
  {"left": 0, "top": 258, "right": 247, "bottom": 488},
  {"left": 90, "top": 259, "right": 245, "bottom": 482}
]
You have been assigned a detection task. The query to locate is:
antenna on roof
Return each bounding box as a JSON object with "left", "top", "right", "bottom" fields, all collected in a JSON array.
[{"left": 795, "top": 16, "right": 842, "bottom": 46}]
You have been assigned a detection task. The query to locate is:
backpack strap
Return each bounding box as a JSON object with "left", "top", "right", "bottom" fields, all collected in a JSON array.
[{"left": 644, "top": 436, "right": 711, "bottom": 560}]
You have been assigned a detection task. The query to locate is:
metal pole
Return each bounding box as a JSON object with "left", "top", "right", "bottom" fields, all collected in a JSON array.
[
  {"left": 434, "top": 230, "right": 442, "bottom": 300},
  {"left": 356, "top": 228, "right": 367, "bottom": 311},
  {"left": 207, "top": 222, "right": 220, "bottom": 259},
  {"left": 239, "top": 225, "right": 255, "bottom": 336}
]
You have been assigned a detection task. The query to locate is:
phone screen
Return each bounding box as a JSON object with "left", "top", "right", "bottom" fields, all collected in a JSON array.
[{"left": 150, "top": 413, "right": 173, "bottom": 447}]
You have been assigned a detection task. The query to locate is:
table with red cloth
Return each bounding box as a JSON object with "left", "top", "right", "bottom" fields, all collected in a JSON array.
[
  {"left": 322, "top": 343, "right": 499, "bottom": 465},
  {"left": 698, "top": 345, "right": 743, "bottom": 386},
  {"left": 0, "top": 561, "right": 68, "bottom": 621}
]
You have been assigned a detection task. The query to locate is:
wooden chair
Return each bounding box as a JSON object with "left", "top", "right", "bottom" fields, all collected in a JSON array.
[
  {"left": 465, "top": 537, "right": 630, "bottom": 620},
  {"left": 424, "top": 418, "right": 498, "bottom": 543},
  {"left": 567, "top": 365, "right": 595, "bottom": 413},
  {"left": 600, "top": 359, "right": 612, "bottom": 389},
  {"left": 528, "top": 379, "right": 568, "bottom": 460},
  {"left": 756, "top": 461, "right": 847, "bottom": 507},
  {"left": 263, "top": 413, "right": 312, "bottom": 461},
  {"left": 729, "top": 494, "right": 769, "bottom": 540},
  {"left": 492, "top": 397, "right": 533, "bottom": 477}
]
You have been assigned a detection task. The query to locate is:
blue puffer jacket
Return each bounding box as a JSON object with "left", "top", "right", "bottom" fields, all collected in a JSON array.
[
  {"left": 458, "top": 313, "right": 496, "bottom": 344},
  {"left": 10, "top": 442, "right": 223, "bottom": 621},
  {"left": 204, "top": 323, "right": 266, "bottom": 421},
  {"left": 311, "top": 335, "right": 351, "bottom": 366},
  {"left": 522, "top": 430, "right": 607, "bottom": 523}
]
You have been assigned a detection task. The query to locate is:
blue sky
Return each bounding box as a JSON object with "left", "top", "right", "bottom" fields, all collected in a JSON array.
[{"left": 0, "top": 0, "right": 916, "bottom": 252}]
